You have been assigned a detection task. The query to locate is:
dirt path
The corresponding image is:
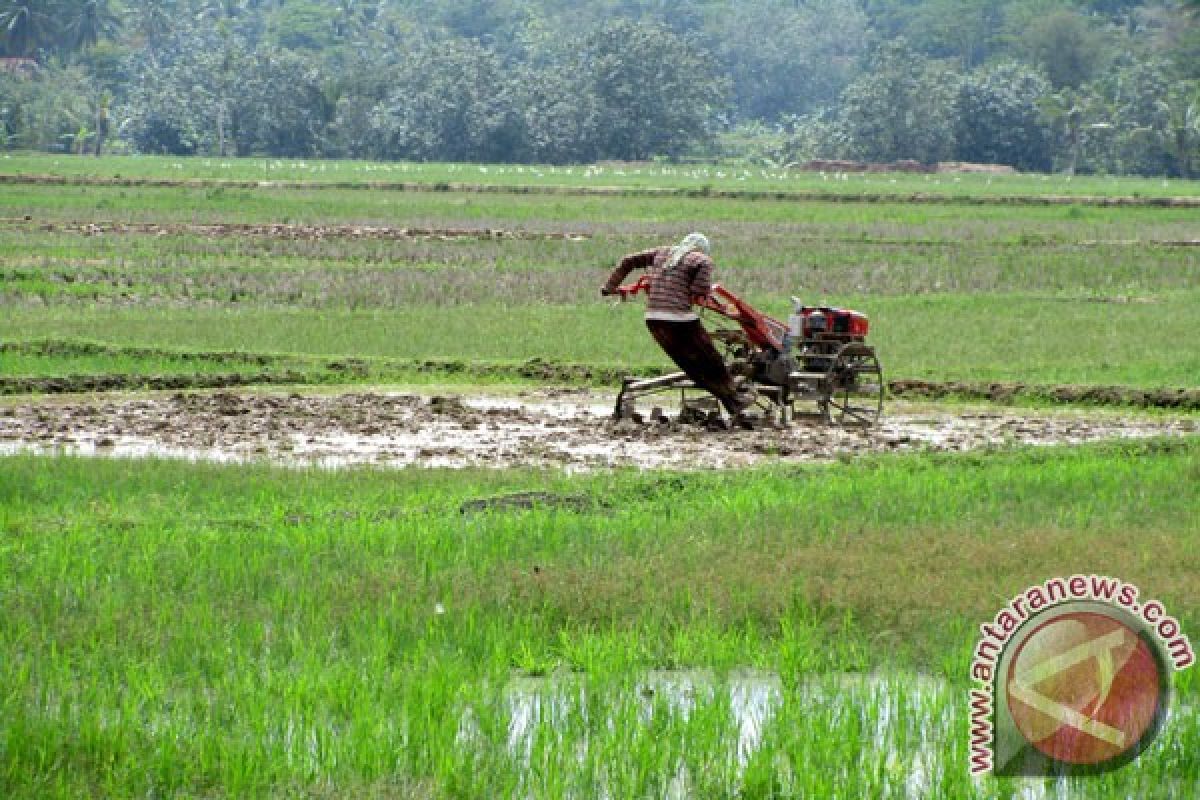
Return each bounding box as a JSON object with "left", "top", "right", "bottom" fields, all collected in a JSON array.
[{"left": 1, "top": 389, "right": 1195, "bottom": 471}]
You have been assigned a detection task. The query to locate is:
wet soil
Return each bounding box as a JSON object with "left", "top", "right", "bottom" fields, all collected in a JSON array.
[
  {"left": 887, "top": 379, "right": 1200, "bottom": 410},
  {"left": 0, "top": 389, "right": 1195, "bottom": 471}
]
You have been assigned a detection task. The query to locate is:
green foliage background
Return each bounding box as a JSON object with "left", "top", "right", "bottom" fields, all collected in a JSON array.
[{"left": 0, "top": 0, "right": 1198, "bottom": 172}]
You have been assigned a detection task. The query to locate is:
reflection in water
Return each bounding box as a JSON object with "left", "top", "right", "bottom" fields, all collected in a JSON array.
[
  {"left": 453, "top": 670, "right": 1120, "bottom": 798},
  {"left": 461, "top": 670, "right": 951, "bottom": 797}
]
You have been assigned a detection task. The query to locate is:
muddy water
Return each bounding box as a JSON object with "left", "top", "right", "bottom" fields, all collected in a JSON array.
[{"left": 0, "top": 389, "right": 1195, "bottom": 471}]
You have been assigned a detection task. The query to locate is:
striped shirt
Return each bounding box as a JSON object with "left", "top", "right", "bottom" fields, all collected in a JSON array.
[{"left": 603, "top": 246, "right": 714, "bottom": 321}]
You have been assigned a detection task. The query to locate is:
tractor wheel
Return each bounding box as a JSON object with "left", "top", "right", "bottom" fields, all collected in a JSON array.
[{"left": 824, "top": 343, "right": 883, "bottom": 427}]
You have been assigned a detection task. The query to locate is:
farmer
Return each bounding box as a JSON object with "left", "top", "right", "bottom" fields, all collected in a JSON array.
[{"left": 601, "top": 232, "right": 750, "bottom": 421}]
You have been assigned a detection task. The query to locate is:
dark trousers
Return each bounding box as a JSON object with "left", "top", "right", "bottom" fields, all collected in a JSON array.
[{"left": 645, "top": 318, "right": 741, "bottom": 415}]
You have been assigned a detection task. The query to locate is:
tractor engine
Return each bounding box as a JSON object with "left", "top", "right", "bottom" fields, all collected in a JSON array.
[{"left": 734, "top": 304, "right": 872, "bottom": 390}]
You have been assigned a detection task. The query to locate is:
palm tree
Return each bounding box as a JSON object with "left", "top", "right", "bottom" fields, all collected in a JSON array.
[
  {"left": 65, "top": 0, "right": 122, "bottom": 51},
  {"left": 128, "top": 0, "right": 175, "bottom": 46},
  {"left": 193, "top": 0, "right": 246, "bottom": 22},
  {"left": 1160, "top": 85, "right": 1200, "bottom": 179},
  {"left": 331, "top": 0, "right": 370, "bottom": 39},
  {"left": 0, "top": 0, "right": 54, "bottom": 57}
]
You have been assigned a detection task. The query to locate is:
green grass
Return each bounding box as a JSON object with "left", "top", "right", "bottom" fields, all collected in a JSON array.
[
  {"left": 4, "top": 290, "right": 1199, "bottom": 387},
  {"left": 0, "top": 340, "right": 588, "bottom": 394},
  {"left": 4, "top": 155, "right": 1199, "bottom": 798},
  {"left": 2, "top": 440, "right": 1198, "bottom": 798},
  {"left": 4, "top": 183, "right": 1200, "bottom": 228},
  {"left": 0, "top": 174, "right": 1194, "bottom": 392},
  {"left": 4, "top": 153, "right": 1200, "bottom": 198},
  {"left": 0, "top": 350, "right": 267, "bottom": 378}
]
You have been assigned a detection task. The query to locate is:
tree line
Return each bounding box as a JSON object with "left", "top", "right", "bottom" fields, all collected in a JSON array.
[{"left": 1, "top": 0, "right": 1198, "bottom": 176}]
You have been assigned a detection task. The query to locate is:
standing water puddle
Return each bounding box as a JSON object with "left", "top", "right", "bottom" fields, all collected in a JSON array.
[
  {"left": 455, "top": 669, "right": 1176, "bottom": 798},
  {"left": 457, "top": 670, "right": 954, "bottom": 797}
]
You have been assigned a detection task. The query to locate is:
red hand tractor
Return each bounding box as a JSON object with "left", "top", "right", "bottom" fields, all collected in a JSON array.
[{"left": 613, "top": 276, "right": 883, "bottom": 427}]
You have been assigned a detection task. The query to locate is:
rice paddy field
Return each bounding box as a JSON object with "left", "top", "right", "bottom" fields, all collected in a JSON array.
[{"left": 2, "top": 154, "right": 1199, "bottom": 798}]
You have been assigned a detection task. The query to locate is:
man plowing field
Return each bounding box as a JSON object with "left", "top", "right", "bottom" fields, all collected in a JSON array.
[
  {"left": 603, "top": 233, "right": 885, "bottom": 428},
  {"left": 602, "top": 233, "right": 753, "bottom": 424}
]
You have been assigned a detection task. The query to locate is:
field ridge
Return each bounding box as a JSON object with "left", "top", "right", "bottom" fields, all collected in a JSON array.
[
  {"left": 3, "top": 172, "right": 1200, "bottom": 207},
  {"left": 5, "top": 339, "right": 1200, "bottom": 410}
]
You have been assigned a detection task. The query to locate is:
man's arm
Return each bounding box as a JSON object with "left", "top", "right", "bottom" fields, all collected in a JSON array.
[{"left": 602, "top": 248, "right": 660, "bottom": 295}]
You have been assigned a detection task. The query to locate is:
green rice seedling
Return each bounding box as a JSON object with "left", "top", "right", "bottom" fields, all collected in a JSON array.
[{"left": 2, "top": 443, "right": 1198, "bottom": 797}]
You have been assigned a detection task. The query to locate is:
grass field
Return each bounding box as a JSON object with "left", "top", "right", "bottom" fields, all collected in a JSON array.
[
  {"left": 0, "top": 170, "right": 1197, "bottom": 390},
  {"left": 5, "top": 153, "right": 1200, "bottom": 198},
  {"left": 2, "top": 155, "right": 1199, "bottom": 797},
  {"left": 3, "top": 441, "right": 1199, "bottom": 798}
]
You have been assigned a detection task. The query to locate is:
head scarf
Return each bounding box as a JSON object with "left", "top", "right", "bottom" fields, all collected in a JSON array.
[{"left": 665, "top": 232, "right": 710, "bottom": 271}]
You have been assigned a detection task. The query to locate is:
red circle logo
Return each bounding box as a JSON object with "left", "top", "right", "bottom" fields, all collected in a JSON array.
[{"left": 1006, "top": 611, "right": 1163, "bottom": 765}]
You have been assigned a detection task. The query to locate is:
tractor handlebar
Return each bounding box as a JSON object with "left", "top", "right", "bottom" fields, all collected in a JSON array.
[{"left": 613, "top": 277, "right": 785, "bottom": 352}]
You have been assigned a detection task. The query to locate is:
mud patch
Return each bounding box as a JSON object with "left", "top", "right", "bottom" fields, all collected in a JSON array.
[
  {"left": 459, "top": 491, "right": 595, "bottom": 514},
  {"left": 888, "top": 380, "right": 1200, "bottom": 410},
  {"left": 0, "top": 390, "right": 1195, "bottom": 471},
  {"left": 0, "top": 371, "right": 312, "bottom": 395}
]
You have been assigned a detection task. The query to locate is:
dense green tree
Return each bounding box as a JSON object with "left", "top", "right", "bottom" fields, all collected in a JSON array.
[
  {"left": 1171, "top": 13, "right": 1200, "bottom": 79},
  {"left": 239, "top": 47, "right": 335, "bottom": 155},
  {"left": 1160, "top": 82, "right": 1200, "bottom": 177},
  {"left": 1091, "top": 62, "right": 1200, "bottom": 176},
  {"left": 885, "top": 0, "right": 1002, "bottom": 67},
  {"left": 329, "top": 0, "right": 377, "bottom": 40},
  {"left": 267, "top": 0, "right": 335, "bottom": 50},
  {"left": 368, "top": 39, "right": 525, "bottom": 162},
  {"left": 831, "top": 40, "right": 959, "bottom": 164},
  {"left": 1039, "top": 86, "right": 1117, "bottom": 174},
  {"left": 0, "top": 63, "right": 92, "bottom": 149},
  {"left": 1019, "top": 8, "right": 1109, "bottom": 88},
  {"left": 121, "top": 19, "right": 320, "bottom": 155},
  {"left": 123, "top": 53, "right": 218, "bottom": 153},
  {"left": 127, "top": 0, "right": 178, "bottom": 46},
  {"left": 1107, "top": 60, "right": 1174, "bottom": 174},
  {"left": 955, "top": 62, "right": 1053, "bottom": 170},
  {"left": 0, "top": 0, "right": 1188, "bottom": 175},
  {"left": 191, "top": 0, "right": 248, "bottom": 21},
  {"left": 0, "top": 69, "right": 31, "bottom": 145},
  {"left": 717, "top": 0, "right": 866, "bottom": 122},
  {"left": 407, "top": 0, "right": 528, "bottom": 42},
  {"left": 574, "top": 19, "right": 726, "bottom": 160},
  {"left": 517, "top": 62, "right": 596, "bottom": 164},
  {"left": 0, "top": 0, "right": 54, "bottom": 56},
  {"left": 65, "top": 0, "right": 123, "bottom": 51}
]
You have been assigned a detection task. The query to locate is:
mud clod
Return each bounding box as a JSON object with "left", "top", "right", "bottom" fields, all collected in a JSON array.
[
  {"left": 459, "top": 491, "right": 592, "bottom": 514},
  {"left": 428, "top": 395, "right": 468, "bottom": 415}
]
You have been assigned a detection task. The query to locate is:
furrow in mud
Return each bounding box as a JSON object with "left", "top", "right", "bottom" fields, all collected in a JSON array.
[{"left": 0, "top": 390, "right": 1194, "bottom": 472}]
